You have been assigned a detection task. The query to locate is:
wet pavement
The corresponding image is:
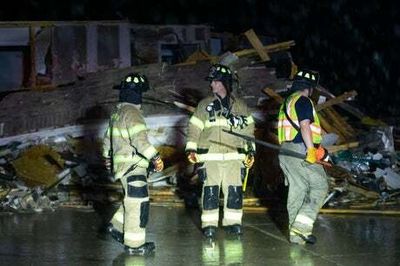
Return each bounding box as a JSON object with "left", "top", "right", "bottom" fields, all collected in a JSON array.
[{"left": 0, "top": 205, "right": 399, "bottom": 266}]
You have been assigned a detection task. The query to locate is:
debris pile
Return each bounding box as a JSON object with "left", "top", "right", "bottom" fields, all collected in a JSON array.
[
  {"left": 260, "top": 80, "right": 400, "bottom": 211},
  {"left": 0, "top": 27, "right": 399, "bottom": 214}
]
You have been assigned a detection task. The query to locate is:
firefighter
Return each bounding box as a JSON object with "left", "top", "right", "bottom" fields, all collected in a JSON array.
[
  {"left": 185, "top": 64, "right": 255, "bottom": 239},
  {"left": 277, "top": 69, "right": 329, "bottom": 245},
  {"left": 102, "top": 73, "right": 164, "bottom": 255}
]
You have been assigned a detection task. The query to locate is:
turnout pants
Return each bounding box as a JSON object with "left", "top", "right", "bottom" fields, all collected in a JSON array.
[
  {"left": 200, "top": 160, "right": 244, "bottom": 228},
  {"left": 279, "top": 142, "right": 329, "bottom": 237},
  {"left": 110, "top": 167, "right": 150, "bottom": 248}
]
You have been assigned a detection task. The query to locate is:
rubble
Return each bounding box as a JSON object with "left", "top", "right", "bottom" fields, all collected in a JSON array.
[{"left": 0, "top": 28, "right": 399, "bottom": 215}]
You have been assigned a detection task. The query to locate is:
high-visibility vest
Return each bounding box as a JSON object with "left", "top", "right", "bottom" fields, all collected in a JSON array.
[{"left": 277, "top": 92, "right": 322, "bottom": 144}]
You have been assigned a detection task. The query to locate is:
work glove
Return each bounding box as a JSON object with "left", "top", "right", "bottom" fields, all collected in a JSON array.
[
  {"left": 305, "top": 147, "right": 317, "bottom": 164},
  {"left": 151, "top": 154, "right": 164, "bottom": 172},
  {"left": 186, "top": 151, "right": 199, "bottom": 164},
  {"left": 316, "top": 146, "right": 329, "bottom": 162},
  {"left": 243, "top": 154, "right": 255, "bottom": 169},
  {"left": 228, "top": 115, "right": 248, "bottom": 129}
]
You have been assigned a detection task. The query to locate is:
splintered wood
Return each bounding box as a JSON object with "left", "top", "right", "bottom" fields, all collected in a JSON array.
[{"left": 244, "top": 29, "right": 271, "bottom": 61}]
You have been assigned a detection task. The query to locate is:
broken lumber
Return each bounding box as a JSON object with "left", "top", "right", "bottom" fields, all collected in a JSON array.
[
  {"left": 320, "top": 108, "right": 354, "bottom": 140},
  {"left": 243, "top": 29, "right": 270, "bottom": 61},
  {"left": 316, "top": 90, "right": 358, "bottom": 111},
  {"left": 173, "top": 101, "right": 195, "bottom": 113},
  {"left": 347, "top": 183, "right": 380, "bottom": 199},
  {"left": 234, "top": 40, "right": 295, "bottom": 58},
  {"left": 326, "top": 141, "right": 359, "bottom": 153},
  {"left": 263, "top": 87, "right": 283, "bottom": 103}
]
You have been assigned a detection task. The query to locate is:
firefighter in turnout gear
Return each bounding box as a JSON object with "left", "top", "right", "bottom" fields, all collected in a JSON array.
[
  {"left": 186, "top": 64, "right": 255, "bottom": 239},
  {"left": 277, "top": 69, "right": 329, "bottom": 245},
  {"left": 102, "top": 73, "right": 164, "bottom": 256}
]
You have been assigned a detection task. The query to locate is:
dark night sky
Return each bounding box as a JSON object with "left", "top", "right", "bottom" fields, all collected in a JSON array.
[{"left": 2, "top": 0, "right": 400, "bottom": 117}]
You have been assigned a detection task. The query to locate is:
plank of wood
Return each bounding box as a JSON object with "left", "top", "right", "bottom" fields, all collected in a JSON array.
[
  {"left": 328, "top": 107, "right": 356, "bottom": 135},
  {"left": 347, "top": 183, "right": 380, "bottom": 199},
  {"left": 262, "top": 87, "right": 283, "bottom": 103},
  {"left": 349, "top": 200, "right": 399, "bottom": 209},
  {"left": 243, "top": 29, "right": 270, "bottom": 61},
  {"left": 314, "top": 87, "right": 365, "bottom": 119},
  {"left": 326, "top": 141, "right": 359, "bottom": 153},
  {"left": 173, "top": 101, "right": 195, "bottom": 113},
  {"left": 319, "top": 109, "right": 351, "bottom": 140},
  {"left": 318, "top": 112, "right": 347, "bottom": 143},
  {"left": 234, "top": 40, "right": 295, "bottom": 57},
  {"left": 316, "top": 90, "right": 358, "bottom": 111},
  {"left": 322, "top": 108, "right": 354, "bottom": 138}
]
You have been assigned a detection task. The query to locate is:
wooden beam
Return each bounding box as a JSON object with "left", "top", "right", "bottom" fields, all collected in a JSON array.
[
  {"left": 347, "top": 183, "right": 380, "bottom": 199},
  {"left": 321, "top": 108, "right": 354, "bottom": 139},
  {"left": 234, "top": 40, "right": 295, "bottom": 57},
  {"left": 173, "top": 101, "right": 195, "bottom": 113},
  {"left": 262, "top": 87, "right": 283, "bottom": 103},
  {"left": 316, "top": 90, "right": 358, "bottom": 111},
  {"left": 243, "top": 29, "right": 270, "bottom": 61},
  {"left": 326, "top": 141, "right": 359, "bottom": 153}
]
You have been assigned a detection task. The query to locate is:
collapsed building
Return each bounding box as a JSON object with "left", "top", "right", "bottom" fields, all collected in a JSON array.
[{"left": 0, "top": 21, "right": 399, "bottom": 215}]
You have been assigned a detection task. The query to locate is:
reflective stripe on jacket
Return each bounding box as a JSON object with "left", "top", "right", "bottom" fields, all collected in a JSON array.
[
  {"left": 102, "top": 103, "right": 158, "bottom": 179},
  {"left": 185, "top": 94, "right": 255, "bottom": 162}
]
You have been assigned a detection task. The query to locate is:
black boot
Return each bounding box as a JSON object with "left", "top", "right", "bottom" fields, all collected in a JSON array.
[
  {"left": 106, "top": 223, "right": 124, "bottom": 244},
  {"left": 202, "top": 226, "right": 217, "bottom": 239},
  {"left": 291, "top": 229, "right": 317, "bottom": 245},
  {"left": 125, "top": 242, "right": 155, "bottom": 256},
  {"left": 224, "top": 224, "right": 242, "bottom": 235},
  {"left": 302, "top": 234, "right": 317, "bottom": 244}
]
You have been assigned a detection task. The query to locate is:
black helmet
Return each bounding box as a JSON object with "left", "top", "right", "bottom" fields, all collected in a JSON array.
[
  {"left": 119, "top": 73, "right": 150, "bottom": 92},
  {"left": 206, "top": 64, "right": 233, "bottom": 91},
  {"left": 118, "top": 73, "right": 149, "bottom": 104},
  {"left": 291, "top": 69, "right": 319, "bottom": 92}
]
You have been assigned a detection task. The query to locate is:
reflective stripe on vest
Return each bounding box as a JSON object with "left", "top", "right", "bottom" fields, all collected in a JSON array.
[{"left": 277, "top": 92, "right": 322, "bottom": 144}]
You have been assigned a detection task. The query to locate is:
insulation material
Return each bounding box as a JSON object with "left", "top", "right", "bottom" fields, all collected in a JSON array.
[{"left": 11, "top": 145, "right": 64, "bottom": 187}]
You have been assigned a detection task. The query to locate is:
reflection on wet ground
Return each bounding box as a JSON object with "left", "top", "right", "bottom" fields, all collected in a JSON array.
[{"left": 0, "top": 206, "right": 399, "bottom": 265}]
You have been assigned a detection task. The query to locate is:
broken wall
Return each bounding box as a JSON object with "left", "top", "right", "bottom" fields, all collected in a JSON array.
[
  {"left": 132, "top": 24, "right": 210, "bottom": 64},
  {"left": 0, "top": 21, "right": 132, "bottom": 89},
  {"left": 0, "top": 61, "right": 275, "bottom": 138}
]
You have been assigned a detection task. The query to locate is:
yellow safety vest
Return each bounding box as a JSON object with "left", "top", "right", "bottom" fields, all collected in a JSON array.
[{"left": 277, "top": 92, "right": 322, "bottom": 144}]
